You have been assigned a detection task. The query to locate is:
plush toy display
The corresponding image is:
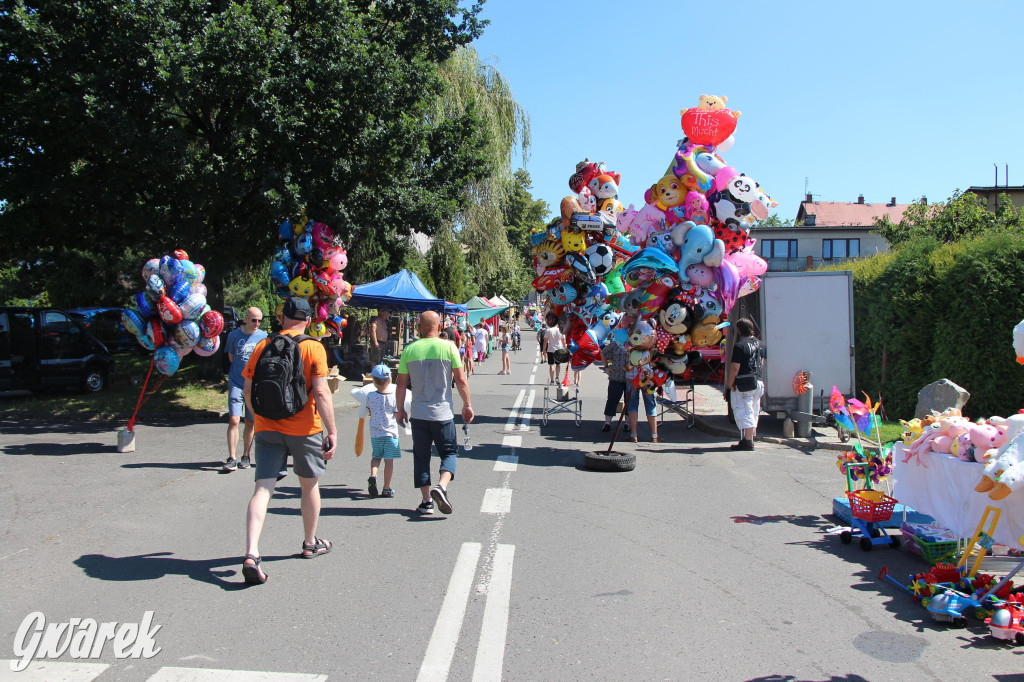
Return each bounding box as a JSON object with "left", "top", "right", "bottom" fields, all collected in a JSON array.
[
  {"left": 122, "top": 249, "right": 214, "bottom": 376},
  {"left": 269, "top": 213, "right": 350, "bottom": 340}
]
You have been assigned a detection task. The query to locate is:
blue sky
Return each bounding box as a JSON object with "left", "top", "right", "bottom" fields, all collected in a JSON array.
[{"left": 472, "top": 1, "right": 1024, "bottom": 221}]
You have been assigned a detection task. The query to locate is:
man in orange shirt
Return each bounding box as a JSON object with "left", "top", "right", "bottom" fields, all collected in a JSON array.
[{"left": 239, "top": 298, "right": 338, "bottom": 585}]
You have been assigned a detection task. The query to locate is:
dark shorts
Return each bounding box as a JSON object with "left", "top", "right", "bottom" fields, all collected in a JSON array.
[
  {"left": 546, "top": 352, "right": 558, "bottom": 365},
  {"left": 253, "top": 431, "right": 327, "bottom": 480}
]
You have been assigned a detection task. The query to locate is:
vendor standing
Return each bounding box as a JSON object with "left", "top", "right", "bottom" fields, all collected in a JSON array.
[
  {"left": 369, "top": 309, "right": 390, "bottom": 368},
  {"left": 727, "top": 317, "right": 765, "bottom": 451}
]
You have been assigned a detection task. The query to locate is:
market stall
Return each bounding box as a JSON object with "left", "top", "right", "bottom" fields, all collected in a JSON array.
[{"left": 893, "top": 441, "right": 1024, "bottom": 550}]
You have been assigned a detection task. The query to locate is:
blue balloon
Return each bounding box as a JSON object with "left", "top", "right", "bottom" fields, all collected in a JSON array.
[
  {"left": 122, "top": 309, "right": 146, "bottom": 336},
  {"left": 293, "top": 232, "right": 313, "bottom": 256},
  {"left": 159, "top": 255, "right": 183, "bottom": 285},
  {"left": 169, "top": 278, "right": 191, "bottom": 304},
  {"left": 136, "top": 333, "right": 155, "bottom": 351},
  {"left": 153, "top": 346, "right": 180, "bottom": 376},
  {"left": 135, "top": 292, "right": 155, "bottom": 319},
  {"left": 270, "top": 261, "right": 291, "bottom": 287},
  {"left": 622, "top": 248, "right": 679, "bottom": 278},
  {"left": 179, "top": 260, "right": 199, "bottom": 283},
  {"left": 279, "top": 220, "right": 293, "bottom": 240},
  {"left": 274, "top": 244, "right": 293, "bottom": 265}
]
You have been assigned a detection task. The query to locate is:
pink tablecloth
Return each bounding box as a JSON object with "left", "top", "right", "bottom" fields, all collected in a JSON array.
[{"left": 892, "top": 442, "right": 1024, "bottom": 550}]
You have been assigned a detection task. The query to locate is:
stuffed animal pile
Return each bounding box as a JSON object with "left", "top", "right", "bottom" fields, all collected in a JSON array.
[
  {"left": 269, "top": 213, "right": 352, "bottom": 340},
  {"left": 900, "top": 409, "right": 1024, "bottom": 502},
  {"left": 530, "top": 159, "right": 639, "bottom": 372}
]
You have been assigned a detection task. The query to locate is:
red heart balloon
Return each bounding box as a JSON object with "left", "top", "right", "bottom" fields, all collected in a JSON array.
[
  {"left": 158, "top": 295, "right": 183, "bottom": 324},
  {"left": 680, "top": 108, "right": 738, "bottom": 147}
]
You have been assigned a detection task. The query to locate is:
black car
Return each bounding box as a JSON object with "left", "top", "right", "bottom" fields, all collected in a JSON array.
[
  {"left": 0, "top": 307, "right": 115, "bottom": 392},
  {"left": 66, "top": 307, "right": 139, "bottom": 353}
]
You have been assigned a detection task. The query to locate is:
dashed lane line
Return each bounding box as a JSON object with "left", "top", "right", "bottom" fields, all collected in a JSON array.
[
  {"left": 148, "top": 668, "right": 327, "bottom": 681},
  {"left": 503, "top": 390, "right": 526, "bottom": 432},
  {"left": 416, "top": 542, "right": 483, "bottom": 682},
  {"left": 519, "top": 390, "right": 535, "bottom": 432},
  {"left": 471, "top": 544, "right": 515, "bottom": 682},
  {"left": 480, "top": 488, "right": 513, "bottom": 514},
  {"left": 0, "top": 661, "right": 109, "bottom": 681}
]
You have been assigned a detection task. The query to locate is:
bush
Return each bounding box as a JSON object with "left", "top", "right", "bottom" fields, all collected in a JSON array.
[{"left": 836, "top": 232, "right": 1024, "bottom": 419}]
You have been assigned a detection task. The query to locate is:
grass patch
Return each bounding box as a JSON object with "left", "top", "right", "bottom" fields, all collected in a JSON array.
[{"left": 0, "top": 352, "right": 227, "bottom": 420}]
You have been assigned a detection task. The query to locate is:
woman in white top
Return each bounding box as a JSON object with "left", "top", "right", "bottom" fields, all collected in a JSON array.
[
  {"left": 542, "top": 318, "right": 566, "bottom": 385},
  {"left": 473, "top": 324, "right": 488, "bottom": 363}
]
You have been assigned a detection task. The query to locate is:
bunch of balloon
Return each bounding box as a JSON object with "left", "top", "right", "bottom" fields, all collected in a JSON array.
[
  {"left": 530, "top": 159, "right": 641, "bottom": 379},
  {"left": 269, "top": 214, "right": 352, "bottom": 340},
  {"left": 117, "top": 249, "right": 217, "bottom": 451},
  {"left": 612, "top": 95, "right": 772, "bottom": 393},
  {"left": 120, "top": 249, "right": 221, "bottom": 377}
]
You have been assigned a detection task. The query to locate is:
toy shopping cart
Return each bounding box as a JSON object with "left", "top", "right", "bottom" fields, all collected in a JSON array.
[{"left": 838, "top": 461, "right": 901, "bottom": 552}]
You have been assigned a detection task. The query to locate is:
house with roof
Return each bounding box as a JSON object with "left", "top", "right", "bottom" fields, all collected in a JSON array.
[
  {"left": 965, "top": 185, "right": 1024, "bottom": 212},
  {"left": 751, "top": 194, "right": 912, "bottom": 272}
]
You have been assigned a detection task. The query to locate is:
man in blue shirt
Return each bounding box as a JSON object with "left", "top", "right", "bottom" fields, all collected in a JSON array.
[{"left": 223, "top": 307, "right": 268, "bottom": 471}]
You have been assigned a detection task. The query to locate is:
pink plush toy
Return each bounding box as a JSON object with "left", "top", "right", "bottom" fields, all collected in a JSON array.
[{"left": 969, "top": 422, "right": 1010, "bottom": 461}]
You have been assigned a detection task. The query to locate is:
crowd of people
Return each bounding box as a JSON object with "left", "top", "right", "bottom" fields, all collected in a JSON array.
[{"left": 224, "top": 297, "right": 763, "bottom": 585}]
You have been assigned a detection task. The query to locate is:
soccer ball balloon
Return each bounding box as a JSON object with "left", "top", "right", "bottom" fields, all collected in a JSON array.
[{"left": 585, "top": 243, "right": 614, "bottom": 277}]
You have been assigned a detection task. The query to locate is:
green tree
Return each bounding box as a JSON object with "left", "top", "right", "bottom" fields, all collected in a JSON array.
[
  {"left": 0, "top": 0, "right": 489, "bottom": 305},
  {"left": 427, "top": 224, "right": 466, "bottom": 303},
  {"left": 429, "top": 46, "right": 530, "bottom": 297},
  {"left": 503, "top": 168, "right": 550, "bottom": 265},
  {"left": 874, "top": 190, "right": 1022, "bottom": 248}
]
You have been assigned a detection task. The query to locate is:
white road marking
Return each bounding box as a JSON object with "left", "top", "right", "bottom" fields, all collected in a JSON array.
[
  {"left": 503, "top": 389, "right": 525, "bottom": 431},
  {"left": 527, "top": 374, "right": 534, "bottom": 384},
  {"left": 494, "top": 454, "right": 518, "bottom": 472},
  {"left": 480, "top": 488, "right": 513, "bottom": 514},
  {"left": 519, "top": 390, "right": 535, "bottom": 432},
  {"left": 472, "top": 544, "right": 516, "bottom": 682},
  {"left": 0, "top": 661, "right": 109, "bottom": 681},
  {"left": 501, "top": 435, "right": 522, "bottom": 448},
  {"left": 416, "top": 542, "right": 482, "bottom": 682},
  {"left": 147, "top": 668, "right": 327, "bottom": 681}
]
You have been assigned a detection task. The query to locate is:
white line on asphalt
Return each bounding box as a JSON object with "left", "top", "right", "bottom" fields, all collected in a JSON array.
[
  {"left": 494, "top": 453, "right": 518, "bottom": 472},
  {"left": 501, "top": 435, "right": 522, "bottom": 448},
  {"left": 480, "top": 488, "right": 513, "bottom": 514},
  {"left": 519, "top": 390, "right": 535, "bottom": 432},
  {"left": 147, "top": 668, "right": 327, "bottom": 681},
  {"left": 528, "top": 374, "right": 534, "bottom": 385},
  {"left": 503, "top": 389, "right": 525, "bottom": 431},
  {"left": 471, "top": 544, "right": 516, "bottom": 682},
  {"left": 417, "top": 542, "right": 483, "bottom": 682},
  {"left": 0, "top": 661, "right": 109, "bottom": 681}
]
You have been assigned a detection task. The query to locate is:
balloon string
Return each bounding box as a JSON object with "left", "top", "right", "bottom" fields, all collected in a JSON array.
[{"left": 126, "top": 358, "right": 156, "bottom": 432}]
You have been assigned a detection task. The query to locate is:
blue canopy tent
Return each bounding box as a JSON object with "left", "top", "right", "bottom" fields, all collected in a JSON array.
[
  {"left": 445, "top": 301, "right": 468, "bottom": 316},
  {"left": 346, "top": 269, "right": 446, "bottom": 312}
]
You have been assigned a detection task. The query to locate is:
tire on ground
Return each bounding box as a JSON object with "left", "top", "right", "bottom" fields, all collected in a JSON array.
[{"left": 583, "top": 450, "right": 636, "bottom": 472}]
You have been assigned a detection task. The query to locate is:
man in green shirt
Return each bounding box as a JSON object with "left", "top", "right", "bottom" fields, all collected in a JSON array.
[{"left": 396, "top": 311, "right": 474, "bottom": 515}]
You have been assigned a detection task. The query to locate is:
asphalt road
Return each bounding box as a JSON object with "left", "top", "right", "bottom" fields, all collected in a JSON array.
[{"left": 1, "top": 345, "right": 1022, "bottom": 682}]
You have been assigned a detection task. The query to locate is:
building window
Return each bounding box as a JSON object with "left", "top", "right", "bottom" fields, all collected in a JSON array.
[
  {"left": 761, "top": 239, "right": 798, "bottom": 258},
  {"left": 823, "top": 239, "right": 860, "bottom": 260}
]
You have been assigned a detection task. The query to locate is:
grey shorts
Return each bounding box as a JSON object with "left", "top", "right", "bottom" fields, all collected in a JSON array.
[
  {"left": 227, "top": 384, "right": 252, "bottom": 421},
  {"left": 253, "top": 431, "right": 327, "bottom": 480}
]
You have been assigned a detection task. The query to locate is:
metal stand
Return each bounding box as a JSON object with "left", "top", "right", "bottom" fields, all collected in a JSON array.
[
  {"left": 542, "top": 385, "right": 582, "bottom": 427},
  {"left": 657, "top": 376, "right": 695, "bottom": 428}
]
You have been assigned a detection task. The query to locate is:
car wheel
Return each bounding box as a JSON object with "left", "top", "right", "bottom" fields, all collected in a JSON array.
[{"left": 82, "top": 365, "right": 106, "bottom": 393}]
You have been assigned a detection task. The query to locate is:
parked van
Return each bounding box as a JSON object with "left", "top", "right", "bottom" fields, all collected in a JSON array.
[{"left": 0, "top": 307, "right": 115, "bottom": 393}]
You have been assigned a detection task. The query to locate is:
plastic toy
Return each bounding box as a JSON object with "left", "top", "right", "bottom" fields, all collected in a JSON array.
[
  {"left": 987, "top": 599, "right": 1024, "bottom": 645},
  {"left": 838, "top": 462, "right": 900, "bottom": 551}
]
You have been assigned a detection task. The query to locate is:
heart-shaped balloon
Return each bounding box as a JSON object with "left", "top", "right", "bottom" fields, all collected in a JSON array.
[
  {"left": 680, "top": 108, "right": 738, "bottom": 147},
  {"left": 158, "top": 295, "right": 183, "bottom": 324}
]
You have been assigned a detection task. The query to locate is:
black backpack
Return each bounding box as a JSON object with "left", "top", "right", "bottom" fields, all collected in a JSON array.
[{"left": 250, "top": 333, "right": 314, "bottom": 420}]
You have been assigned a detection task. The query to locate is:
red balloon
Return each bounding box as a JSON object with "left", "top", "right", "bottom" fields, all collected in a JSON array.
[
  {"left": 680, "top": 108, "right": 738, "bottom": 147},
  {"left": 158, "top": 295, "right": 183, "bottom": 324},
  {"left": 199, "top": 310, "right": 224, "bottom": 339},
  {"left": 172, "top": 249, "right": 189, "bottom": 260}
]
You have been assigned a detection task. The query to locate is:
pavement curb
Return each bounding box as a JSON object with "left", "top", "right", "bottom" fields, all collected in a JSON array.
[{"left": 690, "top": 413, "right": 851, "bottom": 452}]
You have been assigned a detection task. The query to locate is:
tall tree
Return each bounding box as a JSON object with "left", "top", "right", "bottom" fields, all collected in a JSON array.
[
  {"left": 0, "top": 0, "right": 489, "bottom": 305},
  {"left": 429, "top": 46, "right": 529, "bottom": 297},
  {"left": 503, "top": 168, "right": 550, "bottom": 265},
  {"left": 426, "top": 224, "right": 466, "bottom": 303}
]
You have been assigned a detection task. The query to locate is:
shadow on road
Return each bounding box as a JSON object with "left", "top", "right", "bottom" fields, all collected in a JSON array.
[
  {"left": 2, "top": 441, "right": 114, "bottom": 456},
  {"left": 73, "top": 551, "right": 292, "bottom": 590},
  {"left": 121, "top": 460, "right": 222, "bottom": 472}
]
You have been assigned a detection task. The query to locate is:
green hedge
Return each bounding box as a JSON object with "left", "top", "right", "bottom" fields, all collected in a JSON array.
[{"left": 823, "top": 232, "right": 1024, "bottom": 419}]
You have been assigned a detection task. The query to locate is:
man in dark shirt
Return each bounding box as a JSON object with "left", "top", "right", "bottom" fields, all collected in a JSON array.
[{"left": 727, "top": 317, "right": 765, "bottom": 451}]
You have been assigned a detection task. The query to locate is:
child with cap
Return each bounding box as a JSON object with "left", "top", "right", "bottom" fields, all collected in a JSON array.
[{"left": 365, "top": 363, "right": 400, "bottom": 497}]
